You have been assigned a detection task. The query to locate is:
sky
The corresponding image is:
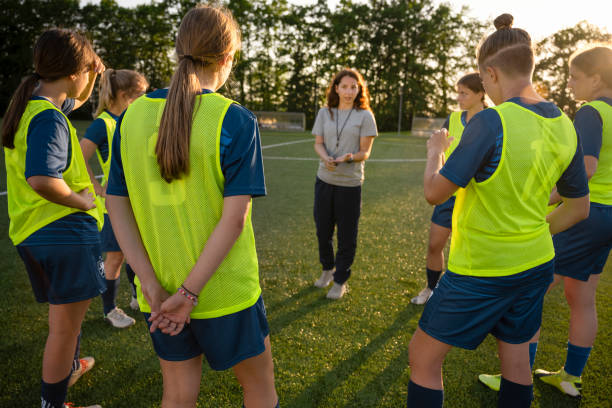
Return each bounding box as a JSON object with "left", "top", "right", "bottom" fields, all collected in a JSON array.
[{"left": 84, "top": 0, "right": 612, "bottom": 42}]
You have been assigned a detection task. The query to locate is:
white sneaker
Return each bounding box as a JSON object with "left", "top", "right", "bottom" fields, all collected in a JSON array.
[
  {"left": 129, "top": 296, "right": 139, "bottom": 311},
  {"left": 410, "top": 287, "right": 433, "bottom": 305},
  {"left": 104, "top": 307, "right": 136, "bottom": 329},
  {"left": 326, "top": 282, "right": 347, "bottom": 299},
  {"left": 314, "top": 267, "right": 335, "bottom": 288}
]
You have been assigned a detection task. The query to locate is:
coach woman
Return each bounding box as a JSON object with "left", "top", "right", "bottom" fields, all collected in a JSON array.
[{"left": 311, "top": 68, "right": 378, "bottom": 300}]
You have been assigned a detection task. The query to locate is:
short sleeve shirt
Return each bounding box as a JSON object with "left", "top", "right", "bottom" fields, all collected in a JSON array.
[
  {"left": 84, "top": 110, "right": 120, "bottom": 163},
  {"left": 312, "top": 107, "right": 377, "bottom": 187},
  {"left": 107, "top": 89, "right": 266, "bottom": 199}
]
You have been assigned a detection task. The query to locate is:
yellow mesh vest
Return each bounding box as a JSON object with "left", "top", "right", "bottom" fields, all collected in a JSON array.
[
  {"left": 446, "top": 111, "right": 465, "bottom": 158},
  {"left": 4, "top": 99, "right": 104, "bottom": 245},
  {"left": 583, "top": 101, "right": 612, "bottom": 205},
  {"left": 448, "top": 102, "right": 577, "bottom": 276},
  {"left": 120, "top": 92, "right": 261, "bottom": 318},
  {"left": 94, "top": 111, "right": 116, "bottom": 213}
]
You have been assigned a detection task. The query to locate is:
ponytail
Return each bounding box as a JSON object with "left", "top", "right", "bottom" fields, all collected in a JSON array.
[
  {"left": 2, "top": 74, "right": 40, "bottom": 148},
  {"left": 95, "top": 68, "right": 116, "bottom": 117},
  {"left": 95, "top": 68, "right": 148, "bottom": 117},
  {"left": 156, "top": 58, "right": 202, "bottom": 182},
  {"left": 155, "top": 5, "right": 240, "bottom": 183}
]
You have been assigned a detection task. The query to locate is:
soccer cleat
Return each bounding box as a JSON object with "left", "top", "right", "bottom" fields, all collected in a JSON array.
[
  {"left": 68, "top": 356, "right": 95, "bottom": 387},
  {"left": 535, "top": 368, "right": 582, "bottom": 397},
  {"left": 104, "top": 307, "right": 136, "bottom": 329},
  {"left": 410, "top": 287, "right": 433, "bottom": 305},
  {"left": 64, "top": 403, "right": 102, "bottom": 408},
  {"left": 314, "top": 267, "right": 335, "bottom": 288},
  {"left": 478, "top": 373, "right": 501, "bottom": 391},
  {"left": 326, "top": 282, "right": 347, "bottom": 299},
  {"left": 129, "top": 296, "right": 139, "bottom": 311}
]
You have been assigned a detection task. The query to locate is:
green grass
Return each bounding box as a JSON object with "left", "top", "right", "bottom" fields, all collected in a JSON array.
[{"left": 0, "top": 125, "right": 610, "bottom": 407}]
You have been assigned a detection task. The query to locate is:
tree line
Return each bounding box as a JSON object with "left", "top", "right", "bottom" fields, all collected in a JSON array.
[{"left": 1, "top": 0, "right": 610, "bottom": 129}]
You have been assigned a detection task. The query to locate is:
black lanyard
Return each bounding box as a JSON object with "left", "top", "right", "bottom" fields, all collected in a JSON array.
[{"left": 335, "top": 107, "right": 354, "bottom": 153}]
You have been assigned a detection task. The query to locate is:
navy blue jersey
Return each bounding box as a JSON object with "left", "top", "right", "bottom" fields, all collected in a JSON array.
[
  {"left": 20, "top": 96, "right": 99, "bottom": 246},
  {"left": 84, "top": 110, "right": 119, "bottom": 162},
  {"left": 574, "top": 97, "right": 612, "bottom": 158},
  {"left": 107, "top": 88, "right": 266, "bottom": 198},
  {"left": 440, "top": 97, "right": 589, "bottom": 198}
]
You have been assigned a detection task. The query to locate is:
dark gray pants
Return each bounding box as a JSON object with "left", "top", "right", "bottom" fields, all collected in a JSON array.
[{"left": 313, "top": 177, "right": 361, "bottom": 284}]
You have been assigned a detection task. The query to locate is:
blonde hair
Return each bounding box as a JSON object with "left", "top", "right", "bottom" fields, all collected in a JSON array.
[
  {"left": 570, "top": 44, "right": 612, "bottom": 89},
  {"left": 95, "top": 69, "right": 148, "bottom": 117},
  {"left": 476, "top": 14, "right": 534, "bottom": 77},
  {"left": 156, "top": 4, "right": 241, "bottom": 183}
]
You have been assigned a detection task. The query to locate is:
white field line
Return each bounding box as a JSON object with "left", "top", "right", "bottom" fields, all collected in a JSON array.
[
  {"left": 262, "top": 138, "right": 312, "bottom": 149},
  {"left": 0, "top": 140, "right": 422, "bottom": 196},
  {"left": 264, "top": 156, "right": 425, "bottom": 163}
]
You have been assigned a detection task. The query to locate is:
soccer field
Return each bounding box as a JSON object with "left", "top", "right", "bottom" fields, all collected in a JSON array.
[{"left": 0, "top": 124, "right": 610, "bottom": 407}]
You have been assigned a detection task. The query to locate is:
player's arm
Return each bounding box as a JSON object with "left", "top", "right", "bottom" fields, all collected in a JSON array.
[
  {"left": 547, "top": 140, "right": 590, "bottom": 234},
  {"left": 73, "top": 56, "right": 105, "bottom": 110},
  {"left": 80, "top": 138, "right": 104, "bottom": 196},
  {"left": 424, "top": 128, "right": 459, "bottom": 204},
  {"left": 28, "top": 176, "right": 95, "bottom": 210}
]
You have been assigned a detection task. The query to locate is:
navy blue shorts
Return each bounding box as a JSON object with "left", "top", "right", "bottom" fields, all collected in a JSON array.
[
  {"left": 144, "top": 296, "right": 270, "bottom": 370},
  {"left": 16, "top": 243, "right": 106, "bottom": 304},
  {"left": 553, "top": 203, "right": 612, "bottom": 281},
  {"left": 101, "top": 213, "right": 121, "bottom": 252},
  {"left": 431, "top": 196, "right": 455, "bottom": 229},
  {"left": 419, "top": 261, "right": 553, "bottom": 349}
]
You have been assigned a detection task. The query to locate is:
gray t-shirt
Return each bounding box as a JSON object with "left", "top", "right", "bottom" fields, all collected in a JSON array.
[{"left": 312, "top": 107, "right": 378, "bottom": 186}]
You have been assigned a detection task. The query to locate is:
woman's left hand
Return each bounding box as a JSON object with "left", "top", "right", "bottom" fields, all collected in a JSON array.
[
  {"left": 334, "top": 153, "right": 353, "bottom": 163},
  {"left": 156, "top": 293, "right": 194, "bottom": 336}
]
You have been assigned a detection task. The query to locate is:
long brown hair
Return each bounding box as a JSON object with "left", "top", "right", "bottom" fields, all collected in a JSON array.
[
  {"left": 2, "top": 29, "right": 96, "bottom": 148},
  {"left": 95, "top": 69, "right": 148, "bottom": 117},
  {"left": 570, "top": 45, "right": 612, "bottom": 89},
  {"left": 476, "top": 14, "right": 533, "bottom": 77},
  {"left": 156, "top": 4, "right": 240, "bottom": 183},
  {"left": 457, "top": 72, "right": 487, "bottom": 107},
  {"left": 325, "top": 68, "right": 371, "bottom": 120}
]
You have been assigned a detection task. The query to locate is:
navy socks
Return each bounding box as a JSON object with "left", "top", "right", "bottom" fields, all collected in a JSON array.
[
  {"left": 406, "top": 380, "right": 443, "bottom": 408},
  {"left": 125, "top": 264, "right": 137, "bottom": 298},
  {"left": 101, "top": 277, "right": 120, "bottom": 315},
  {"left": 41, "top": 373, "right": 70, "bottom": 408},
  {"left": 72, "top": 332, "right": 81, "bottom": 372},
  {"left": 426, "top": 268, "right": 442, "bottom": 290},
  {"left": 498, "top": 377, "right": 533, "bottom": 408},
  {"left": 529, "top": 341, "right": 538, "bottom": 370},
  {"left": 564, "top": 342, "right": 592, "bottom": 377}
]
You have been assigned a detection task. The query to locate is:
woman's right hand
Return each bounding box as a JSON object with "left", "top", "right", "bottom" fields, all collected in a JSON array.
[
  {"left": 325, "top": 156, "right": 337, "bottom": 171},
  {"left": 140, "top": 279, "right": 171, "bottom": 333},
  {"left": 76, "top": 188, "right": 96, "bottom": 210}
]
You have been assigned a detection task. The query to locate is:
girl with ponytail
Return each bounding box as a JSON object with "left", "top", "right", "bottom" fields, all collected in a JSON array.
[
  {"left": 80, "top": 68, "right": 148, "bottom": 329},
  {"left": 105, "top": 5, "right": 278, "bottom": 406},
  {"left": 2, "top": 28, "right": 104, "bottom": 408},
  {"left": 408, "top": 14, "right": 590, "bottom": 408}
]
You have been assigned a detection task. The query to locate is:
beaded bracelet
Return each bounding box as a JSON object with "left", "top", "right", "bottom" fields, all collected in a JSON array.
[{"left": 177, "top": 286, "right": 198, "bottom": 306}]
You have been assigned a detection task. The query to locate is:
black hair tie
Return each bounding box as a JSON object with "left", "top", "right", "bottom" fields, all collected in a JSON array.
[
  {"left": 32, "top": 72, "right": 41, "bottom": 80},
  {"left": 180, "top": 54, "right": 195, "bottom": 62}
]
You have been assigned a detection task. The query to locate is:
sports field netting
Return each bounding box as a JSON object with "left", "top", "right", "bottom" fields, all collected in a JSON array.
[{"left": 0, "top": 122, "right": 610, "bottom": 407}]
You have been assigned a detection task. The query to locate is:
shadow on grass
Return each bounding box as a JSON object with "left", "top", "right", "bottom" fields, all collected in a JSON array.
[
  {"left": 534, "top": 382, "right": 582, "bottom": 408},
  {"left": 268, "top": 287, "right": 331, "bottom": 335},
  {"left": 285, "top": 305, "right": 420, "bottom": 407}
]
